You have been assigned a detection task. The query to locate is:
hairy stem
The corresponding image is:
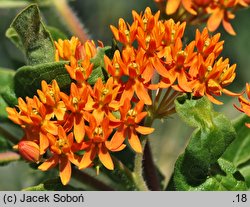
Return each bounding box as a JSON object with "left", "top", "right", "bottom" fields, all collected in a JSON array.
[
  {"left": 52, "top": 0, "right": 90, "bottom": 42},
  {"left": 133, "top": 115, "right": 154, "bottom": 191},
  {"left": 143, "top": 140, "right": 161, "bottom": 190},
  {"left": 71, "top": 167, "right": 114, "bottom": 191},
  {"left": 133, "top": 139, "right": 149, "bottom": 191}
]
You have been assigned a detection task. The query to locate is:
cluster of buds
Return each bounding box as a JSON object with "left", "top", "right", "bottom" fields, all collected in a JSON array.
[
  {"left": 155, "top": 0, "right": 250, "bottom": 35},
  {"left": 7, "top": 7, "right": 239, "bottom": 185}
]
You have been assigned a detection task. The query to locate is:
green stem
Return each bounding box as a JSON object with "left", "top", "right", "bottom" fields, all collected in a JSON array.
[
  {"left": 133, "top": 115, "right": 154, "bottom": 191},
  {"left": 71, "top": 167, "right": 114, "bottom": 191},
  {"left": 133, "top": 138, "right": 149, "bottom": 191},
  {"left": 51, "top": 0, "right": 90, "bottom": 42}
]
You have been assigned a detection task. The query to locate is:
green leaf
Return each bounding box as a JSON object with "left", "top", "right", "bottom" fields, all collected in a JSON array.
[
  {"left": 88, "top": 46, "right": 110, "bottom": 85},
  {"left": 0, "top": 135, "right": 12, "bottom": 153},
  {"left": 6, "top": 4, "right": 55, "bottom": 65},
  {"left": 0, "top": 68, "right": 17, "bottom": 120},
  {"left": 90, "top": 46, "right": 111, "bottom": 68},
  {"left": 172, "top": 157, "right": 247, "bottom": 190},
  {"left": 22, "top": 178, "right": 84, "bottom": 191},
  {"left": 222, "top": 114, "right": 250, "bottom": 188},
  {"left": 169, "top": 96, "right": 245, "bottom": 190},
  {"left": 223, "top": 115, "right": 250, "bottom": 166},
  {"left": 14, "top": 61, "right": 71, "bottom": 98},
  {"left": 47, "top": 26, "right": 68, "bottom": 41},
  {"left": 5, "top": 27, "right": 24, "bottom": 53}
]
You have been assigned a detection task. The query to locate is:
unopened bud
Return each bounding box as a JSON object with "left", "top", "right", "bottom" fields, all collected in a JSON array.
[{"left": 17, "top": 140, "right": 40, "bottom": 163}]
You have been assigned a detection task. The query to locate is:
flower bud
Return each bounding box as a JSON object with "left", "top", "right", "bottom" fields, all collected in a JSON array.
[{"left": 17, "top": 140, "right": 40, "bottom": 163}]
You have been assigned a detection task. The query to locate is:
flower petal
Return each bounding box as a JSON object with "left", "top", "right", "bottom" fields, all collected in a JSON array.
[
  {"left": 135, "top": 125, "right": 154, "bottom": 135},
  {"left": 39, "top": 132, "right": 49, "bottom": 155},
  {"left": 59, "top": 156, "right": 71, "bottom": 185},
  {"left": 98, "top": 144, "right": 114, "bottom": 170},
  {"left": 74, "top": 113, "right": 85, "bottom": 143},
  {"left": 38, "top": 155, "right": 59, "bottom": 171},
  {"left": 128, "top": 129, "right": 142, "bottom": 153}
]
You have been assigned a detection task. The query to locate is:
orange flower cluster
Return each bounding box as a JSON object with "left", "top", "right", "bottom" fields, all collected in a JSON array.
[
  {"left": 235, "top": 83, "right": 250, "bottom": 128},
  {"left": 106, "top": 7, "right": 238, "bottom": 105},
  {"left": 155, "top": 0, "right": 250, "bottom": 35},
  {"left": 7, "top": 36, "right": 154, "bottom": 185},
  {"left": 6, "top": 7, "right": 238, "bottom": 185}
]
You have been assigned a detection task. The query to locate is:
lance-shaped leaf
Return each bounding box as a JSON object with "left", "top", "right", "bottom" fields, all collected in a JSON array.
[
  {"left": 0, "top": 68, "right": 17, "bottom": 120},
  {"left": 169, "top": 95, "right": 247, "bottom": 190},
  {"left": 222, "top": 115, "right": 250, "bottom": 188},
  {"left": 6, "top": 4, "right": 55, "bottom": 65},
  {"left": 14, "top": 61, "right": 71, "bottom": 98}
]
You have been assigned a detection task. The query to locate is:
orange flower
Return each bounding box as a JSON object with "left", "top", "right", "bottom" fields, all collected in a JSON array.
[
  {"left": 165, "top": 0, "right": 197, "bottom": 15},
  {"left": 55, "top": 36, "right": 80, "bottom": 61},
  {"left": 207, "top": 0, "right": 238, "bottom": 35},
  {"left": 190, "top": 54, "right": 238, "bottom": 104},
  {"left": 65, "top": 41, "right": 97, "bottom": 84},
  {"left": 195, "top": 28, "right": 224, "bottom": 59},
  {"left": 91, "top": 77, "right": 120, "bottom": 123},
  {"left": 234, "top": 83, "right": 250, "bottom": 128},
  {"left": 38, "top": 126, "right": 80, "bottom": 185},
  {"left": 104, "top": 50, "right": 126, "bottom": 83},
  {"left": 60, "top": 83, "right": 93, "bottom": 143},
  {"left": 6, "top": 96, "right": 58, "bottom": 154},
  {"left": 110, "top": 18, "right": 138, "bottom": 47},
  {"left": 78, "top": 115, "right": 125, "bottom": 170},
  {"left": 109, "top": 99, "right": 154, "bottom": 153},
  {"left": 37, "top": 80, "right": 66, "bottom": 121},
  {"left": 155, "top": 0, "right": 249, "bottom": 35}
]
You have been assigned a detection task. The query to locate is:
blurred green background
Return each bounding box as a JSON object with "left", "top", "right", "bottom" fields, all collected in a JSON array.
[{"left": 0, "top": 0, "right": 249, "bottom": 190}]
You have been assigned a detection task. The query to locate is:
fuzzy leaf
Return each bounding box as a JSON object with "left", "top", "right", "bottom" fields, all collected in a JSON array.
[
  {"left": 6, "top": 4, "right": 55, "bottom": 65},
  {"left": 22, "top": 178, "right": 84, "bottom": 191},
  {"left": 222, "top": 114, "right": 250, "bottom": 188},
  {"left": 172, "top": 157, "right": 247, "bottom": 190},
  {"left": 169, "top": 96, "right": 245, "bottom": 190},
  {"left": 14, "top": 61, "right": 71, "bottom": 98},
  {"left": 0, "top": 68, "right": 17, "bottom": 120}
]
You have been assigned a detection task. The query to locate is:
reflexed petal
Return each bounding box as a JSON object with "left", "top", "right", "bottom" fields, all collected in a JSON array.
[
  {"left": 166, "top": 0, "right": 181, "bottom": 15},
  {"left": 207, "top": 9, "right": 224, "bottom": 32},
  {"left": 79, "top": 147, "right": 96, "bottom": 169},
  {"left": 134, "top": 81, "right": 152, "bottom": 105},
  {"left": 98, "top": 144, "right": 114, "bottom": 170},
  {"left": 135, "top": 125, "right": 154, "bottom": 135},
  {"left": 38, "top": 155, "right": 59, "bottom": 171},
  {"left": 59, "top": 156, "right": 71, "bottom": 185},
  {"left": 39, "top": 132, "right": 49, "bottom": 155},
  {"left": 74, "top": 113, "right": 85, "bottom": 143},
  {"left": 205, "top": 91, "right": 223, "bottom": 105},
  {"left": 128, "top": 129, "right": 142, "bottom": 153},
  {"left": 222, "top": 19, "right": 236, "bottom": 36},
  {"left": 109, "top": 127, "right": 126, "bottom": 150}
]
